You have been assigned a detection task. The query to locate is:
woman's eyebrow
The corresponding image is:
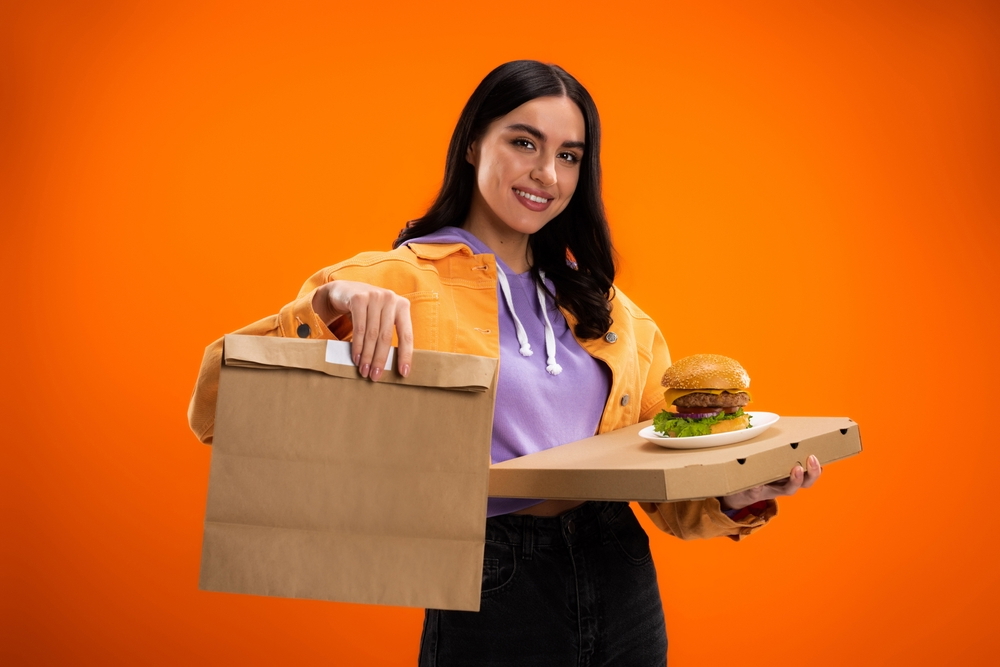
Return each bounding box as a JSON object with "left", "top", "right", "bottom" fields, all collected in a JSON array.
[
  {"left": 506, "top": 123, "right": 545, "bottom": 140},
  {"left": 506, "top": 123, "right": 585, "bottom": 150}
]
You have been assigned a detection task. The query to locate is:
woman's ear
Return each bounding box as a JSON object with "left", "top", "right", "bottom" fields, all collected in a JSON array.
[{"left": 465, "top": 141, "right": 479, "bottom": 167}]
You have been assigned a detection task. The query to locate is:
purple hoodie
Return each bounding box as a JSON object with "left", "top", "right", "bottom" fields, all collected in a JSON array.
[{"left": 406, "top": 227, "right": 611, "bottom": 516}]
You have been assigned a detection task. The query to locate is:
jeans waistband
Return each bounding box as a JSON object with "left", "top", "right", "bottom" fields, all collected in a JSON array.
[{"left": 484, "top": 501, "right": 628, "bottom": 550}]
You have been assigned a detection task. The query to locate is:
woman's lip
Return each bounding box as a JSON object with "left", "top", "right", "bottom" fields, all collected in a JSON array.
[{"left": 512, "top": 187, "right": 552, "bottom": 211}]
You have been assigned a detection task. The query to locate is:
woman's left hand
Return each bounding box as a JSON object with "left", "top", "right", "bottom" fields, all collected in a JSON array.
[{"left": 719, "top": 455, "right": 823, "bottom": 511}]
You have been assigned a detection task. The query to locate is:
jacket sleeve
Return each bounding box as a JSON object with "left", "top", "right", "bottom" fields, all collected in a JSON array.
[
  {"left": 186, "top": 267, "right": 350, "bottom": 445},
  {"left": 637, "top": 498, "right": 777, "bottom": 542},
  {"left": 635, "top": 322, "right": 777, "bottom": 541}
]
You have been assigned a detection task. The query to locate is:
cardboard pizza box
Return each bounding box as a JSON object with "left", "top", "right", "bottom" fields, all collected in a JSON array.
[{"left": 489, "top": 416, "right": 861, "bottom": 502}]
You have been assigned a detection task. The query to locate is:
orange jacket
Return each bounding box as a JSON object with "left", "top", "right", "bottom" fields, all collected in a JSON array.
[{"left": 188, "top": 242, "right": 776, "bottom": 540}]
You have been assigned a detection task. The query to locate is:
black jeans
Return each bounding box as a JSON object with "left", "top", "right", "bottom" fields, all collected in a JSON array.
[{"left": 418, "top": 502, "right": 667, "bottom": 667}]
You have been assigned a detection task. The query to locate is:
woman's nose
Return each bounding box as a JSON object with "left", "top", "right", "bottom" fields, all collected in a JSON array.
[{"left": 531, "top": 156, "right": 557, "bottom": 186}]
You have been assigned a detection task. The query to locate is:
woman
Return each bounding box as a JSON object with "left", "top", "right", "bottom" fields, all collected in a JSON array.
[{"left": 188, "top": 60, "right": 821, "bottom": 666}]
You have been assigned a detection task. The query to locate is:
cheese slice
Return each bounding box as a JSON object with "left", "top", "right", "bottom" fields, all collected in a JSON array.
[{"left": 662, "top": 387, "right": 753, "bottom": 408}]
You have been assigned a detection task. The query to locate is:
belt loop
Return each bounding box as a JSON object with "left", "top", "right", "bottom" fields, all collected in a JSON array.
[{"left": 521, "top": 515, "right": 534, "bottom": 561}]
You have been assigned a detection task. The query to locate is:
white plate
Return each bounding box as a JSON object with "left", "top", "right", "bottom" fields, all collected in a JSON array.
[{"left": 639, "top": 412, "right": 780, "bottom": 449}]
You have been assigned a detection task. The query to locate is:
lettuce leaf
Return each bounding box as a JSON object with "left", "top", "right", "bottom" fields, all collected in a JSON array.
[{"left": 652, "top": 407, "right": 751, "bottom": 438}]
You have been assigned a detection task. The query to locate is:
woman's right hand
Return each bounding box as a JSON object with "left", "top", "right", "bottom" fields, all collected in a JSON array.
[{"left": 312, "top": 281, "right": 413, "bottom": 382}]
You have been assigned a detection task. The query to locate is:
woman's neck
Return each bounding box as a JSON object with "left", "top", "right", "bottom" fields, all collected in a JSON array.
[{"left": 462, "top": 198, "right": 532, "bottom": 273}]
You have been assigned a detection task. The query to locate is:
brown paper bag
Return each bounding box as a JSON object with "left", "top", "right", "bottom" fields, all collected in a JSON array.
[{"left": 199, "top": 334, "right": 497, "bottom": 611}]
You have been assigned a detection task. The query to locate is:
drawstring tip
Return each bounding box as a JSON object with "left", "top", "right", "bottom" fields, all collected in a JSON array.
[
  {"left": 519, "top": 345, "right": 533, "bottom": 357},
  {"left": 546, "top": 363, "right": 563, "bottom": 375}
]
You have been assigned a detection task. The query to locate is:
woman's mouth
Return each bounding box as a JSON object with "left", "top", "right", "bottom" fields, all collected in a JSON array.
[{"left": 513, "top": 188, "right": 552, "bottom": 211}]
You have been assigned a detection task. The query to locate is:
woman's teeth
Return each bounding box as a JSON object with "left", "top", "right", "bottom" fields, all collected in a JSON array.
[{"left": 515, "top": 189, "right": 549, "bottom": 203}]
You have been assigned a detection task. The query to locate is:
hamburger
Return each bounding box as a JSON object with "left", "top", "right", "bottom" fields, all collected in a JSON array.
[{"left": 653, "top": 354, "right": 754, "bottom": 437}]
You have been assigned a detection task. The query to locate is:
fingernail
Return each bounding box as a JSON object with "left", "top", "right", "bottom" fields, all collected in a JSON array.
[
  {"left": 809, "top": 455, "right": 819, "bottom": 467},
  {"left": 400, "top": 363, "right": 410, "bottom": 378},
  {"left": 353, "top": 354, "right": 361, "bottom": 366},
  {"left": 371, "top": 367, "right": 382, "bottom": 382},
  {"left": 795, "top": 466, "right": 804, "bottom": 476},
  {"left": 360, "top": 363, "right": 370, "bottom": 377}
]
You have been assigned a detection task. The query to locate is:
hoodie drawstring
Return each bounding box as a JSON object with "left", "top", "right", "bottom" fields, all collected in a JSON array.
[
  {"left": 536, "top": 270, "right": 562, "bottom": 375},
  {"left": 495, "top": 266, "right": 562, "bottom": 376},
  {"left": 495, "top": 268, "right": 533, "bottom": 357}
]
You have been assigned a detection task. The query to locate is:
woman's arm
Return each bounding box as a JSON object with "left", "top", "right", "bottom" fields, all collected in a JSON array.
[{"left": 187, "top": 268, "right": 413, "bottom": 444}]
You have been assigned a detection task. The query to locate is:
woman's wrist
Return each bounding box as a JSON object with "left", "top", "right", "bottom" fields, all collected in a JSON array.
[{"left": 312, "top": 283, "right": 338, "bottom": 326}]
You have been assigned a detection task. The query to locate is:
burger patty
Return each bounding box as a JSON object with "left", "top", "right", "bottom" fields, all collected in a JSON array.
[{"left": 673, "top": 391, "right": 750, "bottom": 409}]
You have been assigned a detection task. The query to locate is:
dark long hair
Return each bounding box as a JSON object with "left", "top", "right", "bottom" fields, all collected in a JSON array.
[{"left": 394, "top": 60, "right": 616, "bottom": 339}]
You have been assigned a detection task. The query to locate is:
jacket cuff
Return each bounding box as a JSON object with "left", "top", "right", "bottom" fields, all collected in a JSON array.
[
  {"left": 638, "top": 497, "right": 778, "bottom": 541},
  {"left": 278, "top": 288, "right": 339, "bottom": 340}
]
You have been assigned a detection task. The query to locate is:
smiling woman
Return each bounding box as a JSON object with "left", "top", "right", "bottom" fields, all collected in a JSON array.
[{"left": 187, "top": 60, "right": 816, "bottom": 667}]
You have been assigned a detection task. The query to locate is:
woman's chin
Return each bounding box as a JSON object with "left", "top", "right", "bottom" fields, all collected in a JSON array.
[{"left": 499, "top": 204, "right": 567, "bottom": 235}]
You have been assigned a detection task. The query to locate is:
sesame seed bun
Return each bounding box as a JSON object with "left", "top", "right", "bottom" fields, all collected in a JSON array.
[{"left": 660, "top": 354, "right": 750, "bottom": 390}]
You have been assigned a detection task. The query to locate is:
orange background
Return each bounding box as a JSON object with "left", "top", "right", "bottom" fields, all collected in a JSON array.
[{"left": 3, "top": 1, "right": 998, "bottom": 665}]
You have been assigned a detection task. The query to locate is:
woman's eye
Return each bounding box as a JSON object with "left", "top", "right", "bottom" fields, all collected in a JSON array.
[
  {"left": 559, "top": 152, "right": 581, "bottom": 164},
  {"left": 512, "top": 138, "right": 535, "bottom": 150}
]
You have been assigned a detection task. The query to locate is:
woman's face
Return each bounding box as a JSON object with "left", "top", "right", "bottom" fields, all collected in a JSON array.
[{"left": 465, "top": 95, "right": 586, "bottom": 238}]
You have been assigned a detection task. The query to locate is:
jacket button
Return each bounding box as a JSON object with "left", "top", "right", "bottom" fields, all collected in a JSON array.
[
  {"left": 620, "top": 394, "right": 630, "bottom": 406},
  {"left": 566, "top": 520, "right": 576, "bottom": 535},
  {"left": 296, "top": 323, "right": 311, "bottom": 338},
  {"left": 604, "top": 332, "right": 618, "bottom": 343}
]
